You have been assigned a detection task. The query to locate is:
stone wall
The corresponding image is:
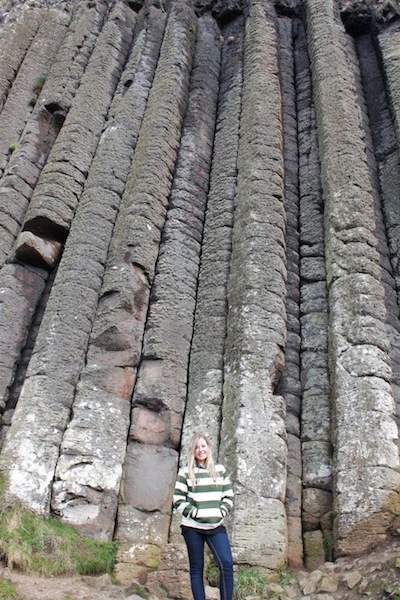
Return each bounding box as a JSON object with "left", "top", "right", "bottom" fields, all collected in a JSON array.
[{"left": 0, "top": 0, "right": 400, "bottom": 594}]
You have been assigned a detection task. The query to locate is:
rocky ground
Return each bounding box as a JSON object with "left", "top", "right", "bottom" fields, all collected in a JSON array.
[{"left": 1, "top": 539, "right": 400, "bottom": 600}]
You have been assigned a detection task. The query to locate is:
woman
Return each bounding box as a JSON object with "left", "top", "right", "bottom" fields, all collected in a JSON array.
[{"left": 173, "top": 433, "right": 234, "bottom": 600}]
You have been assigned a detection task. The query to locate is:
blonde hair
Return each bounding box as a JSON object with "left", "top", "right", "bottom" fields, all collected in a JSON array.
[{"left": 187, "top": 432, "right": 217, "bottom": 486}]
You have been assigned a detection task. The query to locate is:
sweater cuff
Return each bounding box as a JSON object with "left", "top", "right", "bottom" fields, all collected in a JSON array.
[
  {"left": 182, "top": 504, "right": 193, "bottom": 518},
  {"left": 220, "top": 506, "right": 228, "bottom": 517}
]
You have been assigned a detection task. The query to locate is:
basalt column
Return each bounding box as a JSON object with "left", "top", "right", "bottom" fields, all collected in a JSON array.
[
  {"left": 0, "top": 1, "right": 111, "bottom": 428},
  {"left": 220, "top": 0, "right": 287, "bottom": 571},
  {"left": 0, "top": 0, "right": 109, "bottom": 268},
  {"left": 379, "top": 21, "right": 400, "bottom": 150},
  {"left": 277, "top": 15, "right": 302, "bottom": 569},
  {"left": 0, "top": 2, "right": 136, "bottom": 513},
  {"left": 0, "top": 9, "right": 69, "bottom": 176},
  {"left": 346, "top": 32, "right": 400, "bottom": 451},
  {"left": 45, "top": 1, "right": 195, "bottom": 559},
  {"left": 50, "top": 7, "right": 167, "bottom": 538},
  {"left": 178, "top": 15, "right": 244, "bottom": 470},
  {"left": 0, "top": 9, "right": 41, "bottom": 110},
  {"left": 295, "top": 21, "right": 332, "bottom": 569},
  {"left": 115, "top": 13, "right": 220, "bottom": 581},
  {"left": 306, "top": 0, "right": 400, "bottom": 556}
]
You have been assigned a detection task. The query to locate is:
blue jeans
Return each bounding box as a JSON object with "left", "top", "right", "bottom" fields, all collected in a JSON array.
[{"left": 181, "top": 526, "right": 233, "bottom": 600}]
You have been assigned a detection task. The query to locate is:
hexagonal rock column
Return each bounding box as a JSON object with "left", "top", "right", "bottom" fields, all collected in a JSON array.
[
  {"left": 220, "top": 0, "right": 288, "bottom": 571},
  {"left": 277, "top": 15, "right": 302, "bottom": 568},
  {"left": 177, "top": 13, "right": 244, "bottom": 475},
  {"left": 294, "top": 21, "right": 332, "bottom": 569},
  {"left": 0, "top": 3, "right": 136, "bottom": 515},
  {"left": 0, "top": 0, "right": 110, "bottom": 268},
  {"left": 349, "top": 31, "right": 400, "bottom": 449},
  {"left": 0, "top": 9, "right": 69, "bottom": 177},
  {"left": 306, "top": 0, "right": 400, "bottom": 556},
  {"left": 0, "top": 8, "right": 40, "bottom": 111},
  {"left": 379, "top": 24, "right": 400, "bottom": 150},
  {"left": 15, "top": 2, "right": 132, "bottom": 268},
  {"left": 51, "top": 2, "right": 196, "bottom": 546},
  {"left": 115, "top": 14, "right": 220, "bottom": 579}
]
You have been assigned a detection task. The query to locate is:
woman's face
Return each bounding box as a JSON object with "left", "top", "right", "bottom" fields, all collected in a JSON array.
[{"left": 194, "top": 438, "right": 208, "bottom": 464}]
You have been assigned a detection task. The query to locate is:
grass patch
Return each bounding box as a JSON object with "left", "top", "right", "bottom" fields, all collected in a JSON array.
[
  {"left": 0, "top": 579, "right": 20, "bottom": 600},
  {"left": 0, "top": 504, "right": 117, "bottom": 577},
  {"left": 234, "top": 567, "right": 267, "bottom": 600},
  {"left": 278, "top": 567, "right": 295, "bottom": 587}
]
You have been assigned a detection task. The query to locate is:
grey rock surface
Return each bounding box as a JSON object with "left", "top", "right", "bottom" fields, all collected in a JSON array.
[
  {"left": 306, "top": 0, "right": 400, "bottom": 557},
  {"left": 120, "top": 12, "right": 220, "bottom": 547},
  {"left": 0, "top": 0, "right": 400, "bottom": 587},
  {"left": 0, "top": 1, "right": 136, "bottom": 513},
  {"left": 220, "top": 1, "right": 287, "bottom": 570}
]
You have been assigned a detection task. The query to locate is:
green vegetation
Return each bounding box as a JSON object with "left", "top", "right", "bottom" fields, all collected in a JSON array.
[
  {"left": 206, "top": 559, "right": 295, "bottom": 598},
  {"left": 8, "top": 144, "right": 17, "bottom": 155},
  {"left": 0, "top": 579, "right": 20, "bottom": 600},
  {"left": 32, "top": 76, "right": 46, "bottom": 95},
  {"left": 234, "top": 567, "right": 267, "bottom": 600},
  {"left": 323, "top": 530, "right": 333, "bottom": 562},
  {"left": 277, "top": 568, "right": 295, "bottom": 587},
  {"left": 0, "top": 474, "right": 117, "bottom": 577}
]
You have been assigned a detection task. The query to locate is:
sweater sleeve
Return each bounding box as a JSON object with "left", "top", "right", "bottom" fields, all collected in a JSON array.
[
  {"left": 173, "top": 469, "right": 197, "bottom": 518},
  {"left": 220, "top": 466, "right": 234, "bottom": 517}
]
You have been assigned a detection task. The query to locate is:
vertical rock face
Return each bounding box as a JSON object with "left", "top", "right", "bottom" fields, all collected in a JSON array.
[
  {"left": 0, "top": 0, "right": 400, "bottom": 588},
  {"left": 294, "top": 20, "right": 332, "bottom": 569},
  {"left": 306, "top": 0, "right": 400, "bottom": 556},
  {"left": 220, "top": 1, "right": 287, "bottom": 570}
]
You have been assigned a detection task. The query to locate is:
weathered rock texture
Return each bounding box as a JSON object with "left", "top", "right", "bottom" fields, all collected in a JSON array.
[{"left": 0, "top": 0, "right": 400, "bottom": 592}]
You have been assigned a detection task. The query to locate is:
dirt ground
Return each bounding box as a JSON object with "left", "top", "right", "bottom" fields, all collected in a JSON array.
[{"left": 0, "top": 569, "right": 135, "bottom": 600}]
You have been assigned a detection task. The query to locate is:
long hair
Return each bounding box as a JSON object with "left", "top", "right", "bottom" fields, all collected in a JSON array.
[{"left": 187, "top": 432, "right": 218, "bottom": 486}]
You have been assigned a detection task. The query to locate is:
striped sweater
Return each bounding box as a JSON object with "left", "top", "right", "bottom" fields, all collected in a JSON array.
[{"left": 173, "top": 463, "right": 234, "bottom": 529}]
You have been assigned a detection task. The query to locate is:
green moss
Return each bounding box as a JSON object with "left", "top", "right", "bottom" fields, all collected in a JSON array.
[
  {"left": 234, "top": 568, "right": 267, "bottom": 600},
  {"left": 0, "top": 580, "right": 20, "bottom": 600},
  {"left": 32, "top": 76, "right": 46, "bottom": 94},
  {"left": 0, "top": 505, "right": 117, "bottom": 576},
  {"left": 322, "top": 530, "right": 333, "bottom": 562}
]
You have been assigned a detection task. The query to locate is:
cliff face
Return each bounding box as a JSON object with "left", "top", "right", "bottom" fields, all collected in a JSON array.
[{"left": 0, "top": 0, "right": 400, "bottom": 591}]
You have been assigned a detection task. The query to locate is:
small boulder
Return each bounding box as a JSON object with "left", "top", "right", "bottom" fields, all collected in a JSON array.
[
  {"left": 267, "top": 582, "right": 284, "bottom": 594},
  {"left": 343, "top": 570, "right": 362, "bottom": 589},
  {"left": 205, "top": 585, "right": 220, "bottom": 600},
  {"left": 298, "top": 569, "right": 323, "bottom": 595},
  {"left": 318, "top": 574, "right": 338, "bottom": 593}
]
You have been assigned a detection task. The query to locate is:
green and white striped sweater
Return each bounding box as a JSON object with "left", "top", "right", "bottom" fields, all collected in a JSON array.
[{"left": 173, "top": 463, "right": 234, "bottom": 530}]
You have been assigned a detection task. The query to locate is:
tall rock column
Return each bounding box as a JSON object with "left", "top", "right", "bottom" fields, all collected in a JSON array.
[
  {"left": 379, "top": 23, "right": 400, "bottom": 150},
  {"left": 0, "top": 0, "right": 109, "bottom": 267},
  {"left": 47, "top": 0, "right": 196, "bottom": 558},
  {"left": 294, "top": 21, "right": 332, "bottom": 569},
  {"left": 0, "top": 3, "right": 136, "bottom": 514},
  {"left": 178, "top": 14, "right": 244, "bottom": 469},
  {"left": 0, "top": 9, "right": 69, "bottom": 176},
  {"left": 113, "top": 13, "right": 219, "bottom": 582},
  {"left": 220, "top": 0, "right": 287, "bottom": 571},
  {"left": 0, "top": 8, "right": 41, "bottom": 110},
  {"left": 306, "top": 0, "right": 400, "bottom": 556},
  {"left": 50, "top": 8, "right": 167, "bottom": 539},
  {"left": 277, "top": 16, "right": 302, "bottom": 568}
]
